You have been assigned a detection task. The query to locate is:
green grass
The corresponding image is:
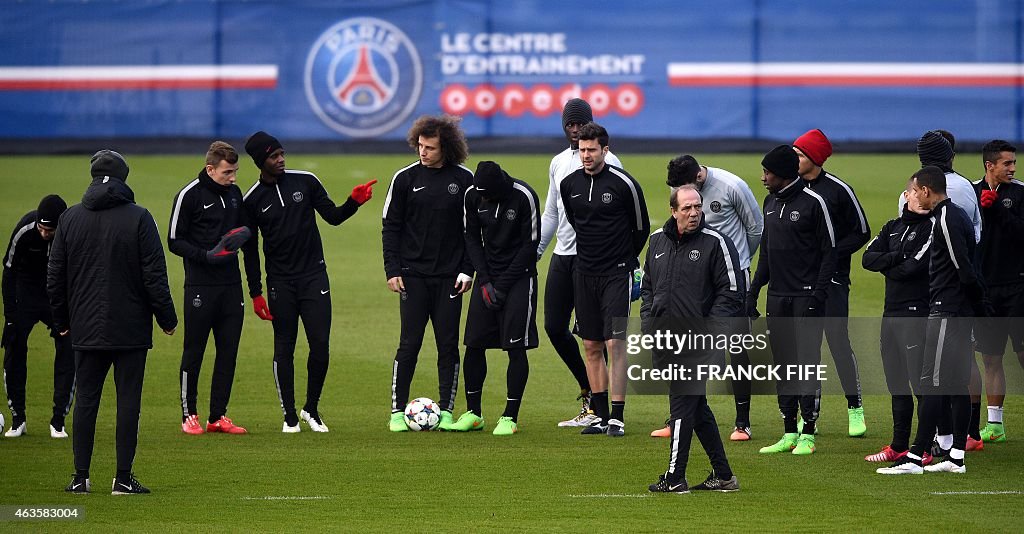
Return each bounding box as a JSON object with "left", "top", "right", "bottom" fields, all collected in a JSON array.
[{"left": 0, "top": 152, "right": 1021, "bottom": 532}]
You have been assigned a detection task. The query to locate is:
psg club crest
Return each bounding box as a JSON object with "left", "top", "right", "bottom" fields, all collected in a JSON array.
[
  {"left": 447, "top": 183, "right": 460, "bottom": 195},
  {"left": 293, "top": 191, "right": 303, "bottom": 203},
  {"left": 710, "top": 201, "right": 722, "bottom": 213},
  {"left": 688, "top": 250, "right": 700, "bottom": 261},
  {"left": 1004, "top": 198, "right": 1013, "bottom": 208},
  {"left": 505, "top": 209, "right": 516, "bottom": 221},
  {"left": 602, "top": 192, "right": 613, "bottom": 204},
  {"left": 789, "top": 211, "right": 801, "bottom": 222},
  {"left": 304, "top": 17, "right": 423, "bottom": 138},
  {"left": 192, "top": 295, "right": 202, "bottom": 308}
]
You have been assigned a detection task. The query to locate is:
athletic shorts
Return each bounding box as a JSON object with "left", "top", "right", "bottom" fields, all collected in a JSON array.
[
  {"left": 464, "top": 276, "right": 538, "bottom": 350},
  {"left": 974, "top": 283, "right": 1024, "bottom": 355},
  {"left": 572, "top": 270, "right": 631, "bottom": 342}
]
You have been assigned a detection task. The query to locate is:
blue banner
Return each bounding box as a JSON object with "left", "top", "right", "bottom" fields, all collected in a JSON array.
[{"left": 1, "top": 0, "right": 1021, "bottom": 142}]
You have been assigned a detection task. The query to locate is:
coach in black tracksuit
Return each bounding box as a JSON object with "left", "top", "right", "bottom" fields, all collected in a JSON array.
[
  {"left": 2, "top": 195, "right": 73, "bottom": 437},
  {"left": 383, "top": 117, "right": 474, "bottom": 428},
  {"left": 241, "top": 131, "right": 374, "bottom": 433},
  {"left": 49, "top": 150, "right": 177, "bottom": 494},
  {"left": 642, "top": 186, "right": 742, "bottom": 492},
  {"left": 168, "top": 142, "right": 251, "bottom": 434},
  {"left": 880, "top": 166, "right": 988, "bottom": 474},
  {"left": 560, "top": 122, "right": 649, "bottom": 435},
  {"left": 749, "top": 146, "right": 836, "bottom": 450},
  {"left": 457, "top": 161, "right": 540, "bottom": 430},
  {"left": 862, "top": 196, "right": 933, "bottom": 456}
]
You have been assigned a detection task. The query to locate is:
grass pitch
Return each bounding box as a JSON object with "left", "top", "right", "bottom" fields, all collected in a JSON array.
[{"left": 0, "top": 151, "right": 1021, "bottom": 532}]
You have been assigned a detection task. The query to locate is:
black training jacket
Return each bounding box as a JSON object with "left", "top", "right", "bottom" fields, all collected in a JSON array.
[
  {"left": 927, "top": 198, "right": 979, "bottom": 313},
  {"left": 861, "top": 208, "right": 932, "bottom": 316},
  {"left": 640, "top": 217, "right": 745, "bottom": 326},
  {"left": 973, "top": 178, "right": 1024, "bottom": 287},
  {"left": 241, "top": 170, "right": 360, "bottom": 297},
  {"left": 750, "top": 178, "right": 837, "bottom": 298},
  {"left": 168, "top": 169, "right": 247, "bottom": 287},
  {"left": 381, "top": 162, "right": 474, "bottom": 279},
  {"left": 560, "top": 163, "right": 650, "bottom": 276},
  {"left": 464, "top": 178, "right": 541, "bottom": 294},
  {"left": 805, "top": 169, "right": 871, "bottom": 284},
  {"left": 47, "top": 177, "right": 177, "bottom": 350},
  {"left": 3, "top": 210, "right": 49, "bottom": 314}
]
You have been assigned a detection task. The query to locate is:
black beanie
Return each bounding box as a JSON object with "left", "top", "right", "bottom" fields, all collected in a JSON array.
[
  {"left": 761, "top": 145, "right": 799, "bottom": 181},
  {"left": 474, "top": 161, "right": 514, "bottom": 199},
  {"left": 917, "top": 130, "right": 954, "bottom": 167},
  {"left": 561, "top": 98, "right": 593, "bottom": 127},
  {"left": 245, "top": 131, "right": 283, "bottom": 169},
  {"left": 90, "top": 150, "right": 129, "bottom": 181},
  {"left": 36, "top": 194, "right": 67, "bottom": 228}
]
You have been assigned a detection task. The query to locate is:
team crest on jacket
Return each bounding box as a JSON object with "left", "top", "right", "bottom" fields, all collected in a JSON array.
[
  {"left": 192, "top": 295, "right": 202, "bottom": 308},
  {"left": 505, "top": 209, "right": 516, "bottom": 221},
  {"left": 293, "top": 191, "right": 303, "bottom": 203},
  {"left": 447, "top": 183, "right": 460, "bottom": 195},
  {"left": 304, "top": 17, "right": 423, "bottom": 138},
  {"left": 789, "top": 211, "right": 801, "bottom": 222},
  {"left": 1004, "top": 198, "right": 1013, "bottom": 208},
  {"left": 688, "top": 249, "right": 700, "bottom": 261},
  {"left": 907, "top": 231, "right": 917, "bottom": 241},
  {"left": 710, "top": 201, "right": 722, "bottom": 213},
  {"left": 602, "top": 192, "right": 612, "bottom": 204},
  {"left": 231, "top": 197, "right": 239, "bottom": 208}
]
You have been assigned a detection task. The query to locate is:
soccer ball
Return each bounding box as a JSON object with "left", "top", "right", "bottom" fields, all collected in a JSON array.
[{"left": 404, "top": 397, "right": 441, "bottom": 431}]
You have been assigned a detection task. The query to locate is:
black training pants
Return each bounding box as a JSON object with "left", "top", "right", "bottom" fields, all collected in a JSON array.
[
  {"left": 544, "top": 254, "right": 589, "bottom": 391},
  {"left": 73, "top": 349, "right": 147, "bottom": 475},
  {"left": 179, "top": 284, "right": 244, "bottom": 422},
  {"left": 268, "top": 271, "right": 332, "bottom": 421},
  {"left": 666, "top": 394, "right": 731, "bottom": 481}
]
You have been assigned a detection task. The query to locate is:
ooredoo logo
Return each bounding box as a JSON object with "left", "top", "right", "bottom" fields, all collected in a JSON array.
[
  {"left": 441, "top": 83, "right": 643, "bottom": 118},
  {"left": 304, "top": 18, "right": 423, "bottom": 138}
]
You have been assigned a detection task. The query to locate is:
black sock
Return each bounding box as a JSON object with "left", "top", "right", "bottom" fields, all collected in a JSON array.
[
  {"left": 610, "top": 400, "right": 625, "bottom": 422},
  {"left": 734, "top": 397, "right": 751, "bottom": 428},
  {"left": 116, "top": 470, "right": 131, "bottom": 480},
  {"left": 846, "top": 394, "right": 861, "bottom": 410},
  {"left": 502, "top": 349, "right": 529, "bottom": 422},
  {"left": 591, "top": 391, "right": 609, "bottom": 422},
  {"left": 76, "top": 469, "right": 89, "bottom": 479},
  {"left": 464, "top": 347, "right": 487, "bottom": 416},
  {"left": 969, "top": 402, "right": 981, "bottom": 440},
  {"left": 783, "top": 411, "right": 798, "bottom": 434},
  {"left": 801, "top": 419, "right": 816, "bottom": 436}
]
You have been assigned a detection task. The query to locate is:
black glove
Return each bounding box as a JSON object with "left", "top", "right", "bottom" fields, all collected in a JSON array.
[
  {"left": 1, "top": 321, "right": 14, "bottom": 348},
  {"left": 965, "top": 282, "right": 992, "bottom": 318},
  {"left": 206, "top": 226, "right": 251, "bottom": 264},
  {"left": 745, "top": 292, "right": 760, "bottom": 319},
  {"left": 808, "top": 290, "right": 827, "bottom": 315},
  {"left": 481, "top": 282, "right": 506, "bottom": 311}
]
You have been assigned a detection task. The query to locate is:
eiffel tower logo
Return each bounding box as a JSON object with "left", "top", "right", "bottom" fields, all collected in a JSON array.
[{"left": 336, "top": 45, "right": 391, "bottom": 109}]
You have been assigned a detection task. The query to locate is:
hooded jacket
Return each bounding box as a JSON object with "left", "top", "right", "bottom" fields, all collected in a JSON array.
[
  {"left": 47, "top": 177, "right": 177, "bottom": 350},
  {"left": 3, "top": 210, "right": 50, "bottom": 315},
  {"left": 862, "top": 207, "right": 933, "bottom": 316}
]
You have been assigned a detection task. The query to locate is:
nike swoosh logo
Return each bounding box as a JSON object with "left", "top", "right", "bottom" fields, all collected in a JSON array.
[
  {"left": 668, "top": 484, "right": 685, "bottom": 491},
  {"left": 204, "top": 203, "right": 216, "bottom": 209},
  {"left": 571, "top": 194, "right": 582, "bottom": 198},
  {"left": 478, "top": 208, "right": 489, "bottom": 212},
  {"left": 449, "top": 293, "right": 460, "bottom": 299},
  {"left": 320, "top": 289, "right": 329, "bottom": 295},
  {"left": 40, "top": 219, "right": 51, "bottom": 223},
  {"left": 889, "top": 232, "right": 900, "bottom": 236},
  {"left": 655, "top": 252, "right": 665, "bottom": 259},
  {"left": 510, "top": 337, "right": 523, "bottom": 343},
  {"left": 612, "top": 329, "right": 626, "bottom": 335},
  {"left": 766, "top": 211, "right": 776, "bottom": 215},
  {"left": 118, "top": 482, "right": 132, "bottom": 490},
  {"left": 413, "top": 186, "right": 426, "bottom": 192},
  {"left": 906, "top": 344, "right": 919, "bottom": 350},
  {"left": 72, "top": 483, "right": 83, "bottom": 490},
  {"left": 262, "top": 205, "right": 272, "bottom": 213}
]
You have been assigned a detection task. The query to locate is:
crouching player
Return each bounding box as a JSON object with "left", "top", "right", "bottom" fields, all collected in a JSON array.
[{"left": 449, "top": 162, "right": 540, "bottom": 435}]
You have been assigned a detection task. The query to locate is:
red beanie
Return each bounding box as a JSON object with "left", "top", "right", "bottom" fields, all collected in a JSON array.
[{"left": 793, "top": 129, "right": 832, "bottom": 166}]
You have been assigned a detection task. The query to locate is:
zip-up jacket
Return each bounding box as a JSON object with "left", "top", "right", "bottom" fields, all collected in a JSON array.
[
  {"left": 560, "top": 163, "right": 650, "bottom": 275},
  {"left": 805, "top": 169, "right": 870, "bottom": 284},
  {"left": 538, "top": 147, "right": 621, "bottom": 257},
  {"left": 899, "top": 169, "right": 982, "bottom": 243},
  {"left": 3, "top": 210, "right": 48, "bottom": 315},
  {"left": 47, "top": 177, "right": 177, "bottom": 350},
  {"left": 973, "top": 178, "right": 1024, "bottom": 287},
  {"left": 168, "top": 169, "right": 247, "bottom": 287},
  {"left": 698, "top": 166, "right": 764, "bottom": 270},
  {"left": 382, "top": 162, "right": 474, "bottom": 279},
  {"left": 464, "top": 177, "right": 541, "bottom": 294},
  {"left": 861, "top": 208, "right": 933, "bottom": 316},
  {"left": 750, "top": 178, "right": 837, "bottom": 299},
  {"left": 241, "top": 170, "right": 360, "bottom": 297},
  {"left": 640, "top": 217, "right": 745, "bottom": 327},
  {"left": 927, "top": 198, "right": 979, "bottom": 313}
]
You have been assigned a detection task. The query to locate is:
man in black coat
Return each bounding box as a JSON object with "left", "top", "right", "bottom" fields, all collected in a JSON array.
[{"left": 48, "top": 150, "right": 177, "bottom": 495}]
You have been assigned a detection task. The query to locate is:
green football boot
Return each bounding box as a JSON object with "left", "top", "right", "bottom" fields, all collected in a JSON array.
[
  {"left": 437, "top": 410, "right": 454, "bottom": 431},
  {"left": 848, "top": 407, "right": 866, "bottom": 437},
  {"left": 980, "top": 422, "right": 1006, "bottom": 443},
  {"left": 759, "top": 433, "right": 798, "bottom": 454},
  {"left": 389, "top": 412, "right": 409, "bottom": 432},
  {"left": 492, "top": 416, "right": 518, "bottom": 436},
  {"left": 792, "top": 434, "right": 816, "bottom": 455},
  {"left": 448, "top": 411, "right": 485, "bottom": 432}
]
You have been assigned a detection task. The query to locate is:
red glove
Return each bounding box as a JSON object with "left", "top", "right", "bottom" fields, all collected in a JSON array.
[
  {"left": 980, "top": 189, "right": 998, "bottom": 209},
  {"left": 252, "top": 295, "right": 273, "bottom": 321},
  {"left": 350, "top": 179, "right": 378, "bottom": 205}
]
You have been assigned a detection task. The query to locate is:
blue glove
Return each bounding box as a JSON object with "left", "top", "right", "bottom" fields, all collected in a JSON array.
[{"left": 630, "top": 268, "right": 643, "bottom": 302}]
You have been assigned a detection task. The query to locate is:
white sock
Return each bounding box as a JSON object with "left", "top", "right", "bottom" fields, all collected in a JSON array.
[
  {"left": 937, "top": 434, "right": 953, "bottom": 450},
  {"left": 949, "top": 448, "right": 965, "bottom": 460},
  {"left": 988, "top": 406, "right": 1003, "bottom": 424}
]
